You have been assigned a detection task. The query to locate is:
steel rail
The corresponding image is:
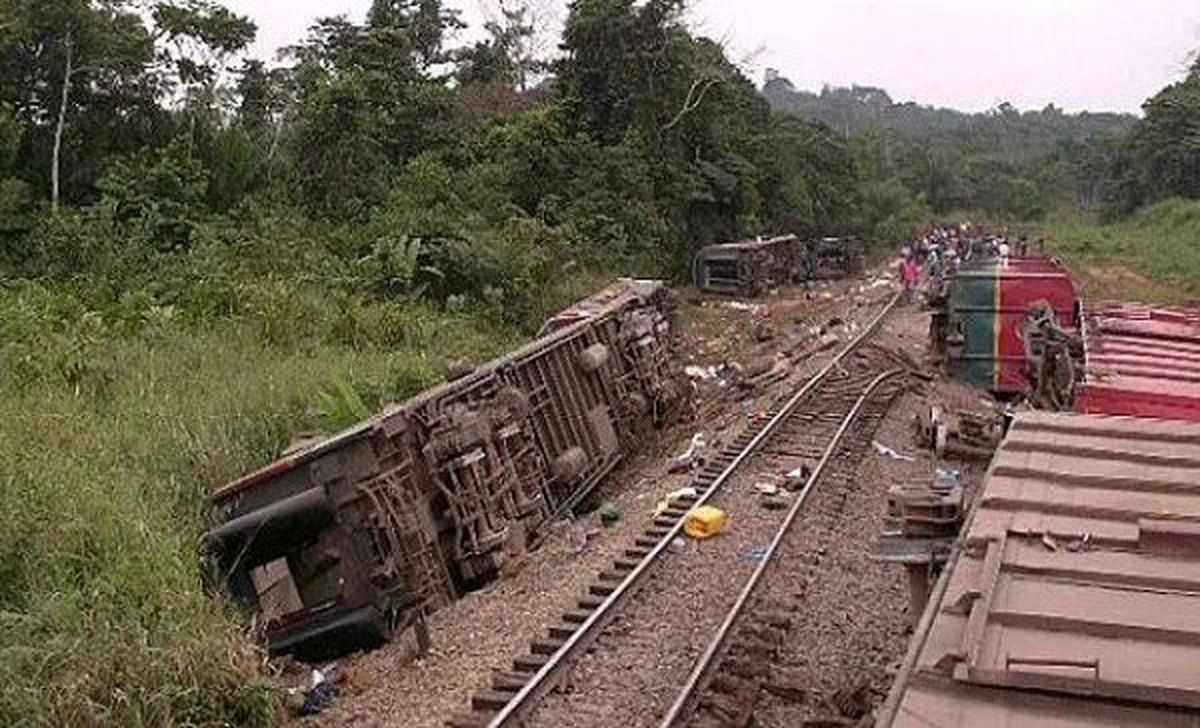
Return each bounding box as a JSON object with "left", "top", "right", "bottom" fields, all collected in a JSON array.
[
  {"left": 484, "top": 292, "right": 900, "bottom": 728},
  {"left": 658, "top": 367, "right": 905, "bottom": 728}
]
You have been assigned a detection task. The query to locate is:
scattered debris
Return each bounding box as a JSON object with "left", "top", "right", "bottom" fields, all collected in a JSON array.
[
  {"left": 599, "top": 501, "right": 622, "bottom": 528},
  {"left": 654, "top": 486, "right": 701, "bottom": 516},
  {"left": 570, "top": 527, "right": 603, "bottom": 554},
  {"left": 754, "top": 321, "right": 777, "bottom": 342},
  {"left": 914, "top": 401, "right": 1004, "bottom": 460},
  {"left": 1064, "top": 532, "right": 1092, "bottom": 552},
  {"left": 872, "top": 440, "right": 915, "bottom": 461},
  {"left": 721, "top": 300, "right": 764, "bottom": 313},
  {"left": 671, "top": 433, "right": 707, "bottom": 472},
  {"left": 684, "top": 505, "right": 728, "bottom": 539},
  {"left": 934, "top": 468, "right": 961, "bottom": 491},
  {"left": 761, "top": 493, "right": 791, "bottom": 511},
  {"left": 742, "top": 545, "right": 770, "bottom": 563},
  {"left": 754, "top": 482, "right": 781, "bottom": 496},
  {"left": 785, "top": 463, "right": 813, "bottom": 490},
  {"left": 298, "top": 665, "right": 340, "bottom": 717}
]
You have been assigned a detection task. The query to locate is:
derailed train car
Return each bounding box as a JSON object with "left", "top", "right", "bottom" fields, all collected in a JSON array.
[
  {"left": 811, "top": 236, "right": 866, "bottom": 279},
  {"left": 692, "top": 235, "right": 802, "bottom": 297},
  {"left": 692, "top": 235, "right": 865, "bottom": 297},
  {"left": 930, "top": 256, "right": 1079, "bottom": 397},
  {"left": 204, "top": 280, "right": 687, "bottom": 660},
  {"left": 879, "top": 412, "right": 1200, "bottom": 728}
]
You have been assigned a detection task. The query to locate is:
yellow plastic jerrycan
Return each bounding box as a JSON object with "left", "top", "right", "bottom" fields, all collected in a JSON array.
[{"left": 684, "top": 505, "right": 728, "bottom": 540}]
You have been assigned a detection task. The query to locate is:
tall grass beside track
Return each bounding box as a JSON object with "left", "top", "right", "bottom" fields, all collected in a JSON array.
[
  {"left": 0, "top": 280, "right": 561, "bottom": 725},
  {"left": 1044, "top": 198, "right": 1200, "bottom": 303}
]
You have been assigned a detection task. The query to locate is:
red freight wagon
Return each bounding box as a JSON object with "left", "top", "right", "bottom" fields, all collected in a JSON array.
[
  {"left": 878, "top": 412, "right": 1200, "bottom": 728},
  {"left": 943, "top": 256, "right": 1079, "bottom": 395},
  {"left": 1076, "top": 302, "right": 1200, "bottom": 422}
]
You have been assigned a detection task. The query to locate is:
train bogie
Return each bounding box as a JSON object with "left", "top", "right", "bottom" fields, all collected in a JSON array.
[{"left": 204, "top": 280, "right": 686, "bottom": 660}]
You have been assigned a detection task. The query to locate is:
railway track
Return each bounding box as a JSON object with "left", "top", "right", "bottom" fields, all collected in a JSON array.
[
  {"left": 660, "top": 370, "right": 904, "bottom": 727},
  {"left": 448, "top": 293, "right": 905, "bottom": 728}
]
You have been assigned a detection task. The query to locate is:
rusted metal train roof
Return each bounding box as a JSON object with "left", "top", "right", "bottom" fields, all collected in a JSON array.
[
  {"left": 696, "top": 234, "right": 798, "bottom": 253},
  {"left": 879, "top": 411, "right": 1200, "bottom": 728},
  {"left": 1077, "top": 301, "right": 1200, "bottom": 422}
]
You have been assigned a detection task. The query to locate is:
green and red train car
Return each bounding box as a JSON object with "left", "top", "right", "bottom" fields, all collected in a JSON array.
[
  {"left": 934, "top": 254, "right": 1200, "bottom": 421},
  {"left": 937, "top": 256, "right": 1079, "bottom": 395}
]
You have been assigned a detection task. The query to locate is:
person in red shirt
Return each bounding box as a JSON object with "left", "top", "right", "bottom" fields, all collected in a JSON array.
[{"left": 899, "top": 249, "right": 921, "bottom": 303}]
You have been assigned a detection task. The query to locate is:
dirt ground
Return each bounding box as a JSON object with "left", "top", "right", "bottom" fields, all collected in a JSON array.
[
  {"left": 301, "top": 278, "right": 889, "bottom": 727},
  {"left": 288, "top": 276, "right": 997, "bottom": 727}
]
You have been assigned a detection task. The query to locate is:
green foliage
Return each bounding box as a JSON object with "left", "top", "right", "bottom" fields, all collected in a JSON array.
[
  {"left": 4, "top": 0, "right": 1193, "bottom": 721},
  {"left": 856, "top": 177, "right": 929, "bottom": 244},
  {"left": 0, "top": 285, "right": 521, "bottom": 724},
  {"left": 1046, "top": 198, "right": 1200, "bottom": 302},
  {"left": 314, "top": 377, "right": 371, "bottom": 430},
  {"left": 764, "top": 78, "right": 1136, "bottom": 220},
  {"left": 1, "top": 0, "right": 162, "bottom": 201},
  {"left": 1103, "top": 57, "right": 1200, "bottom": 216},
  {"left": 96, "top": 138, "right": 210, "bottom": 249},
  {"left": 456, "top": 4, "right": 540, "bottom": 89}
]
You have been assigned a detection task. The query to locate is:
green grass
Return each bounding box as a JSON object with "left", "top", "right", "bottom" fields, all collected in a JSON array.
[
  {"left": 1043, "top": 198, "right": 1200, "bottom": 304},
  {"left": 0, "top": 288, "right": 527, "bottom": 726}
]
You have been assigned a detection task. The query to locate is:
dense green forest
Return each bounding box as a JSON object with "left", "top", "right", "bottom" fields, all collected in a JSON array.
[
  {"left": 0, "top": 0, "right": 1198, "bottom": 723},
  {"left": 764, "top": 56, "right": 1200, "bottom": 223},
  {"left": 764, "top": 78, "right": 1136, "bottom": 219}
]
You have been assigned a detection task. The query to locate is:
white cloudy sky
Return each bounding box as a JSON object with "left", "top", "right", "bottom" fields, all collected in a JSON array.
[{"left": 222, "top": 0, "right": 1200, "bottom": 113}]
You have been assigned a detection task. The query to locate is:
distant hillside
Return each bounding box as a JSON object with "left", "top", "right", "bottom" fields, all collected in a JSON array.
[
  {"left": 760, "top": 75, "right": 1139, "bottom": 217},
  {"left": 762, "top": 76, "right": 1136, "bottom": 162}
]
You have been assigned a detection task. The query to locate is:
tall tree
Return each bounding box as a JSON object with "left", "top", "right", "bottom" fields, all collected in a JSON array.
[
  {"left": 0, "top": 0, "right": 158, "bottom": 210},
  {"left": 285, "top": 5, "right": 463, "bottom": 218},
  {"left": 457, "top": 3, "right": 540, "bottom": 90},
  {"left": 152, "top": 0, "right": 256, "bottom": 139}
]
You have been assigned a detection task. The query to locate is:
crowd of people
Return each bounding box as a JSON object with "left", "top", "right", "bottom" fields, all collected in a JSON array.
[{"left": 897, "top": 223, "right": 1044, "bottom": 301}]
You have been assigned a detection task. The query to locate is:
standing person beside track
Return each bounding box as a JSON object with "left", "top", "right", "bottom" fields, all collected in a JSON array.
[
  {"left": 899, "top": 248, "right": 920, "bottom": 303},
  {"left": 802, "top": 241, "right": 817, "bottom": 299}
]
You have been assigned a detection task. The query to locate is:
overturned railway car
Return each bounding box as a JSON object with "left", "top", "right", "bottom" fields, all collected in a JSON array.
[
  {"left": 693, "top": 235, "right": 866, "bottom": 297},
  {"left": 204, "top": 280, "right": 687, "bottom": 660},
  {"left": 812, "top": 236, "right": 866, "bottom": 279},
  {"left": 692, "top": 235, "right": 802, "bottom": 297},
  {"left": 932, "top": 256, "right": 1079, "bottom": 396},
  {"left": 1074, "top": 301, "right": 1200, "bottom": 421},
  {"left": 879, "top": 412, "right": 1200, "bottom": 728}
]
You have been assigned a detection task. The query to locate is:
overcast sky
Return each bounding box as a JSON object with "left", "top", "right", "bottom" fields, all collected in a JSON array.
[{"left": 223, "top": 0, "right": 1200, "bottom": 114}]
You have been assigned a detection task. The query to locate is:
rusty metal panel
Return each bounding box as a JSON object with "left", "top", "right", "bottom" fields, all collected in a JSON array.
[
  {"left": 204, "top": 279, "right": 686, "bottom": 660},
  {"left": 1077, "top": 302, "right": 1200, "bottom": 422},
  {"left": 882, "top": 411, "right": 1200, "bottom": 727},
  {"left": 692, "top": 235, "right": 801, "bottom": 296},
  {"left": 943, "top": 256, "right": 1079, "bottom": 394}
]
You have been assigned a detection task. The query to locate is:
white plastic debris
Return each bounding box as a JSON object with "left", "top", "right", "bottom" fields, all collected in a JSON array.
[
  {"left": 785, "top": 464, "right": 812, "bottom": 488},
  {"left": 721, "top": 301, "right": 763, "bottom": 313},
  {"left": 684, "top": 365, "right": 719, "bottom": 381},
  {"left": 676, "top": 433, "right": 707, "bottom": 466},
  {"left": 872, "top": 440, "right": 916, "bottom": 461},
  {"left": 667, "top": 486, "right": 699, "bottom": 500},
  {"left": 753, "top": 482, "right": 780, "bottom": 496}
]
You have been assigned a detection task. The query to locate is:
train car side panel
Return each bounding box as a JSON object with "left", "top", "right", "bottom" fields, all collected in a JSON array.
[
  {"left": 204, "top": 280, "right": 686, "bottom": 660},
  {"left": 1076, "top": 302, "right": 1200, "bottom": 421},
  {"left": 943, "top": 257, "right": 1078, "bottom": 395},
  {"left": 879, "top": 411, "right": 1200, "bottom": 727}
]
